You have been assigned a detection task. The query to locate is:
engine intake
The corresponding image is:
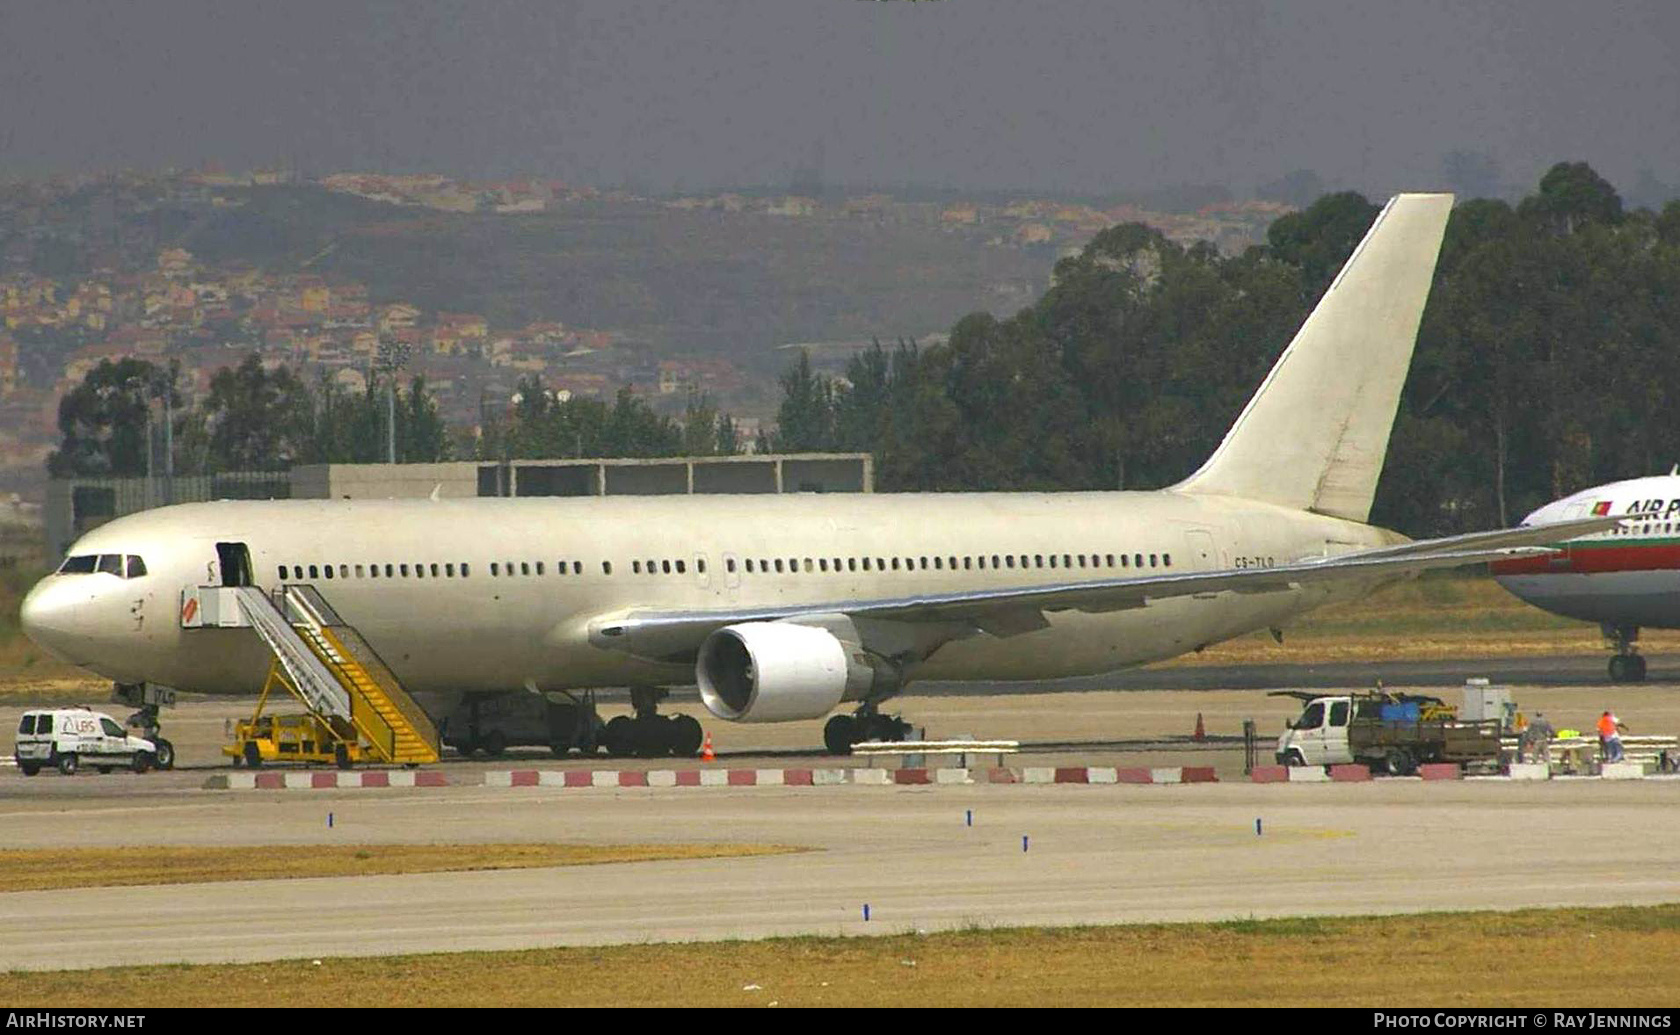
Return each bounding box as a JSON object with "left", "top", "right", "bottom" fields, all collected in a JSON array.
[{"left": 696, "top": 622, "right": 874, "bottom": 722}]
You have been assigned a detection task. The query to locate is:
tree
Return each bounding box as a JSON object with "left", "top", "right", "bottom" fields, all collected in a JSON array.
[
  {"left": 47, "top": 358, "right": 177, "bottom": 477},
  {"left": 1520, "top": 161, "right": 1624, "bottom": 235},
  {"left": 201, "top": 354, "right": 311, "bottom": 471},
  {"left": 772, "top": 351, "right": 835, "bottom": 452}
]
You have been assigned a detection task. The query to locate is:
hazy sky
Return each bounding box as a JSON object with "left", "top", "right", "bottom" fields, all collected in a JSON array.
[{"left": 2, "top": 1, "right": 1676, "bottom": 198}]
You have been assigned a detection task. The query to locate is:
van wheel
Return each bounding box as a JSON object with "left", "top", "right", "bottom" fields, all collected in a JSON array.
[
  {"left": 1283, "top": 749, "right": 1306, "bottom": 768},
  {"left": 482, "top": 730, "right": 507, "bottom": 758},
  {"left": 131, "top": 753, "right": 150, "bottom": 774},
  {"left": 56, "top": 753, "right": 78, "bottom": 776},
  {"left": 19, "top": 762, "right": 40, "bottom": 776},
  {"left": 152, "top": 739, "right": 175, "bottom": 770},
  {"left": 243, "top": 741, "right": 263, "bottom": 769}
]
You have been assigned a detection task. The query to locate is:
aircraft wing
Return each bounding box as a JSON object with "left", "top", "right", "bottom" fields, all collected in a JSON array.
[{"left": 588, "top": 516, "right": 1621, "bottom": 664}]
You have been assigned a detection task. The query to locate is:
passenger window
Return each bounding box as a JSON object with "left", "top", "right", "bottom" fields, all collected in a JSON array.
[
  {"left": 1048, "top": 555, "right": 1057, "bottom": 569},
  {"left": 1006, "top": 556, "right": 1015, "bottom": 568},
  {"left": 949, "top": 556, "right": 958, "bottom": 569},
  {"left": 1163, "top": 553, "right": 1171, "bottom": 567},
  {"left": 38, "top": 714, "right": 52, "bottom": 734},
  {"left": 676, "top": 560, "right": 686, "bottom": 574},
  {"left": 1034, "top": 555, "right": 1043, "bottom": 568},
  {"left": 743, "top": 559, "right": 753, "bottom": 573},
  {"left": 278, "top": 565, "right": 289, "bottom": 581},
  {"left": 399, "top": 564, "right": 409, "bottom": 577},
  {"left": 462, "top": 563, "right": 471, "bottom": 577},
  {"left": 727, "top": 558, "right": 737, "bottom": 573},
  {"left": 572, "top": 562, "right": 581, "bottom": 575},
  {"left": 696, "top": 559, "right": 705, "bottom": 574},
  {"left": 802, "top": 558, "right": 812, "bottom": 573},
  {"left": 97, "top": 554, "right": 123, "bottom": 576},
  {"left": 369, "top": 565, "right": 379, "bottom": 579},
  {"left": 1149, "top": 555, "right": 1157, "bottom": 568},
  {"left": 632, "top": 561, "right": 641, "bottom": 574},
  {"left": 1135, "top": 554, "right": 1143, "bottom": 568},
  {"left": 848, "top": 558, "right": 857, "bottom": 572},
  {"left": 415, "top": 565, "right": 426, "bottom": 579},
  {"left": 519, "top": 563, "right": 529, "bottom": 576},
  {"left": 890, "top": 558, "right": 900, "bottom": 571},
  {"left": 447, "top": 563, "right": 456, "bottom": 577},
  {"left": 323, "top": 565, "right": 334, "bottom": 580},
  {"left": 602, "top": 562, "right": 613, "bottom": 575},
  {"left": 1106, "top": 554, "right": 1115, "bottom": 567},
  {"left": 125, "top": 556, "right": 147, "bottom": 578},
  {"left": 100, "top": 718, "right": 124, "bottom": 737},
  {"left": 934, "top": 557, "right": 943, "bottom": 570},
  {"left": 661, "top": 560, "right": 671, "bottom": 575},
  {"left": 820, "top": 559, "right": 829, "bottom": 572},
  {"left": 492, "top": 563, "right": 501, "bottom": 576},
  {"left": 1297, "top": 702, "right": 1325, "bottom": 729},
  {"left": 774, "top": 559, "right": 784, "bottom": 573},
  {"left": 385, "top": 564, "right": 394, "bottom": 578},
  {"left": 1077, "top": 555, "right": 1086, "bottom": 568},
  {"left": 861, "top": 558, "right": 870, "bottom": 571},
  {"left": 1328, "top": 701, "right": 1350, "bottom": 727},
  {"left": 309, "top": 565, "right": 320, "bottom": 579},
  {"left": 355, "top": 565, "right": 365, "bottom": 578}
]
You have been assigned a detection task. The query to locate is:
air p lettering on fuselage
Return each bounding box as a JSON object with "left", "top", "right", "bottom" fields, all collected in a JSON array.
[{"left": 1623, "top": 499, "right": 1680, "bottom": 518}]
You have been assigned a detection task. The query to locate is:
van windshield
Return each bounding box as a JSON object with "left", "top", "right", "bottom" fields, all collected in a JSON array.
[
  {"left": 18, "top": 715, "right": 34, "bottom": 734},
  {"left": 1296, "top": 702, "right": 1325, "bottom": 729}
]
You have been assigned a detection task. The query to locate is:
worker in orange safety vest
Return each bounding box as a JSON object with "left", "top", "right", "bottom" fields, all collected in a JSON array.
[{"left": 1597, "top": 710, "right": 1628, "bottom": 764}]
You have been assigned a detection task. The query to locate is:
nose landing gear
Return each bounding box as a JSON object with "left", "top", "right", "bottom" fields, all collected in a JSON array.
[
  {"left": 114, "top": 683, "right": 176, "bottom": 770},
  {"left": 1604, "top": 624, "right": 1648, "bottom": 683}
]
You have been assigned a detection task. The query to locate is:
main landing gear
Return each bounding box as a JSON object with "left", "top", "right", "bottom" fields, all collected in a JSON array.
[
  {"left": 114, "top": 683, "right": 176, "bottom": 770},
  {"left": 823, "top": 701, "right": 914, "bottom": 756},
  {"left": 601, "top": 686, "right": 705, "bottom": 759},
  {"left": 1604, "top": 624, "right": 1648, "bottom": 683}
]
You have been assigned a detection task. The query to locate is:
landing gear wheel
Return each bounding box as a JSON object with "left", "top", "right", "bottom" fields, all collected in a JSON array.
[
  {"left": 824, "top": 715, "right": 856, "bottom": 756},
  {"left": 334, "top": 744, "right": 353, "bottom": 770},
  {"left": 602, "top": 715, "right": 635, "bottom": 758},
  {"left": 151, "top": 738, "right": 175, "bottom": 770},
  {"left": 1609, "top": 654, "right": 1646, "bottom": 682},
  {"left": 669, "top": 714, "right": 704, "bottom": 758},
  {"left": 131, "top": 753, "right": 150, "bottom": 774},
  {"left": 243, "top": 741, "right": 263, "bottom": 769},
  {"left": 56, "top": 753, "right": 78, "bottom": 776},
  {"left": 549, "top": 742, "right": 569, "bottom": 758},
  {"left": 631, "top": 716, "right": 670, "bottom": 758},
  {"left": 481, "top": 730, "right": 507, "bottom": 758}
]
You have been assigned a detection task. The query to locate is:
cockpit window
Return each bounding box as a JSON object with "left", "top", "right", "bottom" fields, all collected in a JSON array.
[{"left": 58, "top": 553, "right": 148, "bottom": 578}]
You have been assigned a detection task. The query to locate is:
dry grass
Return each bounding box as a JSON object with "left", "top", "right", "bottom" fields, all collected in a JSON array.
[
  {"left": 3, "top": 905, "right": 1678, "bottom": 1006},
  {"left": 0, "top": 843, "right": 799, "bottom": 893},
  {"left": 1164, "top": 574, "right": 1680, "bottom": 667}
]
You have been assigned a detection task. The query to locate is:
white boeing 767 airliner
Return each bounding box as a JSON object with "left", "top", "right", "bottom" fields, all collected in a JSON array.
[{"left": 20, "top": 193, "right": 1616, "bottom": 755}]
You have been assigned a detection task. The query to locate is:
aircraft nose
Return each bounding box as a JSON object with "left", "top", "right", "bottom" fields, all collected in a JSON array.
[{"left": 20, "top": 577, "right": 82, "bottom": 661}]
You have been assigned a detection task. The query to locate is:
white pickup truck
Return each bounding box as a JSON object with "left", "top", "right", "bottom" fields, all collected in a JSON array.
[
  {"left": 1274, "top": 692, "right": 1502, "bottom": 775},
  {"left": 14, "top": 708, "right": 158, "bottom": 776}
]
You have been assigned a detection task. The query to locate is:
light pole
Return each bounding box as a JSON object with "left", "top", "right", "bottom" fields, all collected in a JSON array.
[{"left": 375, "top": 340, "right": 412, "bottom": 464}]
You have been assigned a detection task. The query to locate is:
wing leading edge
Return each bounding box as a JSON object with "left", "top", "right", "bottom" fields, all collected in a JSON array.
[{"left": 586, "top": 516, "right": 1622, "bottom": 664}]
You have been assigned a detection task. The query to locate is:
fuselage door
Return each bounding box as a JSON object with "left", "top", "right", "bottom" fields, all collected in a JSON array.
[
  {"left": 1185, "top": 528, "right": 1223, "bottom": 571},
  {"left": 215, "top": 542, "right": 254, "bottom": 588}
]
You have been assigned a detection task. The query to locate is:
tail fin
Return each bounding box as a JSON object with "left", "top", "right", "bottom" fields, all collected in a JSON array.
[{"left": 1174, "top": 192, "right": 1453, "bottom": 523}]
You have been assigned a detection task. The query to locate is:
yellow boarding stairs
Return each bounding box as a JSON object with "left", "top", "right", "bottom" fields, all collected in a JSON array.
[{"left": 190, "top": 584, "right": 440, "bottom": 767}]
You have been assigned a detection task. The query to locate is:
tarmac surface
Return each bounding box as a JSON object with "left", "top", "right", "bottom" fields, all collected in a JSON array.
[{"left": 2, "top": 657, "right": 1678, "bottom": 971}]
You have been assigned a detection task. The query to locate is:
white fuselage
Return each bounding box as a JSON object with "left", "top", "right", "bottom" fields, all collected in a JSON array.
[
  {"left": 1493, "top": 474, "right": 1680, "bottom": 629},
  {"left": 23, "top": 490, "right": 1402, "bottom": 702}
]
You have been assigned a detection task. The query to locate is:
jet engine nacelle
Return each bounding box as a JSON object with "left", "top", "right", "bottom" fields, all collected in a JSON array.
[{"left": 696, "top": 621, "right": 877, "bottom": 722}]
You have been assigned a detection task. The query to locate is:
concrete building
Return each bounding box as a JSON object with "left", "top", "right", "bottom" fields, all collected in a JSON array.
[{"left": 45, "top": 454, "right": 872, "bottom": 558}]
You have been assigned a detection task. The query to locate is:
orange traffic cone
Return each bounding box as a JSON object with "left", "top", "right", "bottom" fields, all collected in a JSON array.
[
  {"left": 1193, "top": 712, "right": 1206, "bottom": 742},
  {"left": 700, "top": 733, "right": 715, "bottom": 763}
]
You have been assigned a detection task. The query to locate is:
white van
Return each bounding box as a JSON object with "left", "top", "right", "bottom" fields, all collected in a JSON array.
[{"left": 14, "top": 708, "right": 157, "bottom": 776}]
